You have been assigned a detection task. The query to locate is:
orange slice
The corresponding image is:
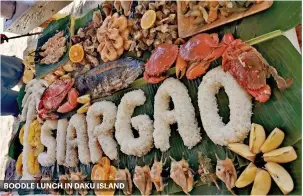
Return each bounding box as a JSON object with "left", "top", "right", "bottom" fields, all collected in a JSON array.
[
  {"left": 141, "top": 10, "right": 156, "bottom": 30},
  {"left": 69, "top": 44, "right": 84, "bottom": 63}
]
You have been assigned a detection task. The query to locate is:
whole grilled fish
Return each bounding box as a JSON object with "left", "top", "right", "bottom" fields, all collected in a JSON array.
[{"left": 75, "top": 57, "right": 144, "bottom": 98}]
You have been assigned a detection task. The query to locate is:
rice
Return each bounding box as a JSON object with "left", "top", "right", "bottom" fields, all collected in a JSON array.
[
  {"left": 56, "top": 119, "right": 68, "bottom": 165},
  {"left": 38, "top": 120, "right": 57, "bottom": 167},
  {"left": 198, "top": 66, "right": 252, "bottom": 146},
  {"left": 115, "top": 89, "right": 154, "bottom": 157},
  {"left": 65, "top": 113, "right": 91, "bottom": 166},
  {"left": 87, "top": 101, "right": 118, "bottom": 161},
  {"left": 153, "top": 78, "right": 201, "bottom": 152}
]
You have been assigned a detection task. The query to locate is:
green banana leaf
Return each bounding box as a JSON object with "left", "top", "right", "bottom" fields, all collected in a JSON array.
[
  {"left": 9, "top": 1, "right": 302, "bottom": 195},
  {"left": 35, "top": 15, "right": 71, "bottom": 78}
]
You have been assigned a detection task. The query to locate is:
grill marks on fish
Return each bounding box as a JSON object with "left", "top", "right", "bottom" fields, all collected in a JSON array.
[{"left": 75, "top": 57, "right": 144, "bottom": 98}]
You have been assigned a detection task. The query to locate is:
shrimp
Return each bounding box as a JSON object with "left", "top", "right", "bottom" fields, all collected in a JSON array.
[{"left": 111, "top": 15, "right": 128, "bottom": 32}]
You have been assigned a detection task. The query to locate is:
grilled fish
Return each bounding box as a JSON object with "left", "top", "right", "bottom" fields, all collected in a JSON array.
[{"left": 75, "top": 57, "right": 144, "bottom": 98}]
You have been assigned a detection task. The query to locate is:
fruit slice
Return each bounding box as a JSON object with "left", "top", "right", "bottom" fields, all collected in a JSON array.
[
  {"left": 141, "top": 10, "right": 156, "bottom": 30},
  {"left": 69, "top": 44, "right": 84, "bottom": 63},
  {"left": 263, "top": 146, "right": 297, "bottom": 163},
  {"left": 249, "top": 123, "right": 266, "bottom": 154},
  {"left": 77, "top": 94, "right": 91, "bottom": 104},
  {"left": 265, "top": 162, "right": 294, "bottom": 195},
  {"left": 19, "top": 125, "right": 24, "bottom": 145},
  {"left": 260, "top": 128, "right": 285, "bottom": 153},
  {"left": 228, "top": 143, "right": 256, "bottom": 162},
  {"left": 251, "top": 169, "right": 271, "bottom": 195},
  {"left": 235, "top": 162, "right": 257, "bottom": 188},
  {"left": 77, "top": 102, "right": 91, "bottom": 114},
  {"left": 16, "top": 153, "right": 23, "bottom": 176}
]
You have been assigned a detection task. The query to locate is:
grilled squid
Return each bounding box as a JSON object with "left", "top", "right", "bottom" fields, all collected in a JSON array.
[
  {"left": 133, "top": 165, "right": 153, "bottom": 196},
  {"left": 153, "top": 78, "right": 201, "bottom": 152},
  {"left": 87, "top": 101, "right": 118, "bottom": 161},
  {"left": 38, "top": 120, "right": 57, "bottom": 167},
  {"left": 65, "top": 114, "right": 91, "bottom": 167},
  {"left": 115, "top": 89, "right": 154, "bottom": 157}
]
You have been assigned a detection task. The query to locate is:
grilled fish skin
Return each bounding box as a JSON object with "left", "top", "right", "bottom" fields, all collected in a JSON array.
[{"left": 75, "top": 57, "right": 144, "bottom": 98}]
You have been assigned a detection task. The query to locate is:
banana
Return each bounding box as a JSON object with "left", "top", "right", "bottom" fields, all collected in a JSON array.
[
  {"left": 260, "top": 128, "right": 285, "bottom": 153},
  {"left": 77, "top": 94, "right": 91, "bottom": 104},
  {"left": 77, "top": 102, "right": 91, "bottom": 114},
  {"left": 263, "top": 146, "right": 297, "bottom": 163},
  {"left": 265, "top": 162, "right": 294, "bottom": 195},
  {"left": 235, "top": 162, "right": 257, "bottom": 188},
  {"left": 228, "top": 143, "right": 256, "bottom": 162},
  {"left": 251, "top": 168, "right": 271, "bottom": 195},
  {"left": 249, "top": 123, "right": 266, "bottom": 154}
]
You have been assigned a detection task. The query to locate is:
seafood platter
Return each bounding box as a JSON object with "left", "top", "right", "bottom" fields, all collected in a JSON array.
[{"left": 7, "top": 1, "right": 302, "bottom": 195}]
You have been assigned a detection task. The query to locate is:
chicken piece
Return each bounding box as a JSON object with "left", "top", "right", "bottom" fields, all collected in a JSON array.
[
  {"left": 83, "top": 39, "right": 95, "bottom": 55},
  {"left": 215, "top": 154, "right": 237, "bottom": 195},
  {"left": 85, "top": 54, "right": 99, "bottom": 66},
  {"left": 151, "top": 155, "right": 167, "bottom": 192},
  {"left": 93, "top": 10, "right": 102, "bottom": 28},
  {"left": 115, "top": 169, "right": 133, "bottom": 195},
  {"left": 170, "top": 157, "right": 194, "bottom": 195},
  {"left": 133, "top": 165, "right": 152, "bottom": 196}
]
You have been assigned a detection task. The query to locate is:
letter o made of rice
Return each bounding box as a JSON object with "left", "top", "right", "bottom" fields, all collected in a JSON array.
[
  {"left": 38, "top": 120, "right": 58, "bottom": 167},
  {"left": 153, "top": 78, "right": 201, "bottom": 152},
  {"left": 198, "top": 66, "right": 252, "bottom": 146},
  {"left": 87, "top": 101, "right": 118, "bottom": 161},
  {"left": 115, "top": 89, "right": 154, "bottom": 157}
]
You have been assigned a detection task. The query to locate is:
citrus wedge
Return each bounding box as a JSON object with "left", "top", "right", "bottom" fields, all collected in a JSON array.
[
  {"left": 69, "top": 44, "right": 84, "bottom": 63},
  {"left": 141, "top": 10, "right": 156, "bottom": 30}
]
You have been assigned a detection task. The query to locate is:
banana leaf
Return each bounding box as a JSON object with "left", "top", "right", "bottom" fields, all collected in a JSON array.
[
  {"left": 8, "top": 1, "right": 302, "bottom": 195},
  {"left": 35, "top": 15, "right": 71, "bottom": 78}
]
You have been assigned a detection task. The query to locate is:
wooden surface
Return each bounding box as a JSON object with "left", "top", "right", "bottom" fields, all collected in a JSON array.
[
  {"left": 4, "top": 1, "right": 72, "bottom": 34},
  {"left": 177, "top": 1, "right": 273, "bottom": 38}
]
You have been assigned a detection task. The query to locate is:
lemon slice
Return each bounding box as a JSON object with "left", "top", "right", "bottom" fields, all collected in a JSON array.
[{"left": 141, "top": 10, "right": 156, "bottom": 30}]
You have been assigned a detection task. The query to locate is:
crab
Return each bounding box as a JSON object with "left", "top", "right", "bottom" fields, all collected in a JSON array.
[
  {"left": 177, "top": 33, "right": 234, "bottom": 80},
  {"left": 144, "top": 43, "right": 179, "bottom": 84},
  {"left": 38, "top": 79, "right": 79, "bottom": 120},
  {"left": 222, "top": 38, "right": 293, "bottom": 102}
]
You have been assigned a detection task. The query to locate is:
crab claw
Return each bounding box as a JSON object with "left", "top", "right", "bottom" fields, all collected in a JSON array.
[
  {"left": 222, "top": 33, "right": 235, "bottom": 45},
  {"left": 186, "top": 61, "right": 211, "bottom": 80},
  {"left": 176, "top": 55, "right": 188, "bottom": 79},
  {"left": 247, "top": 84, "right": 271, "bottom": 103},
  {"left": 57, "top": 88, "right": 79, "bottom": 113},
  {"left": 144, "top": 72, "right": 167, "bottom": 84}
]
